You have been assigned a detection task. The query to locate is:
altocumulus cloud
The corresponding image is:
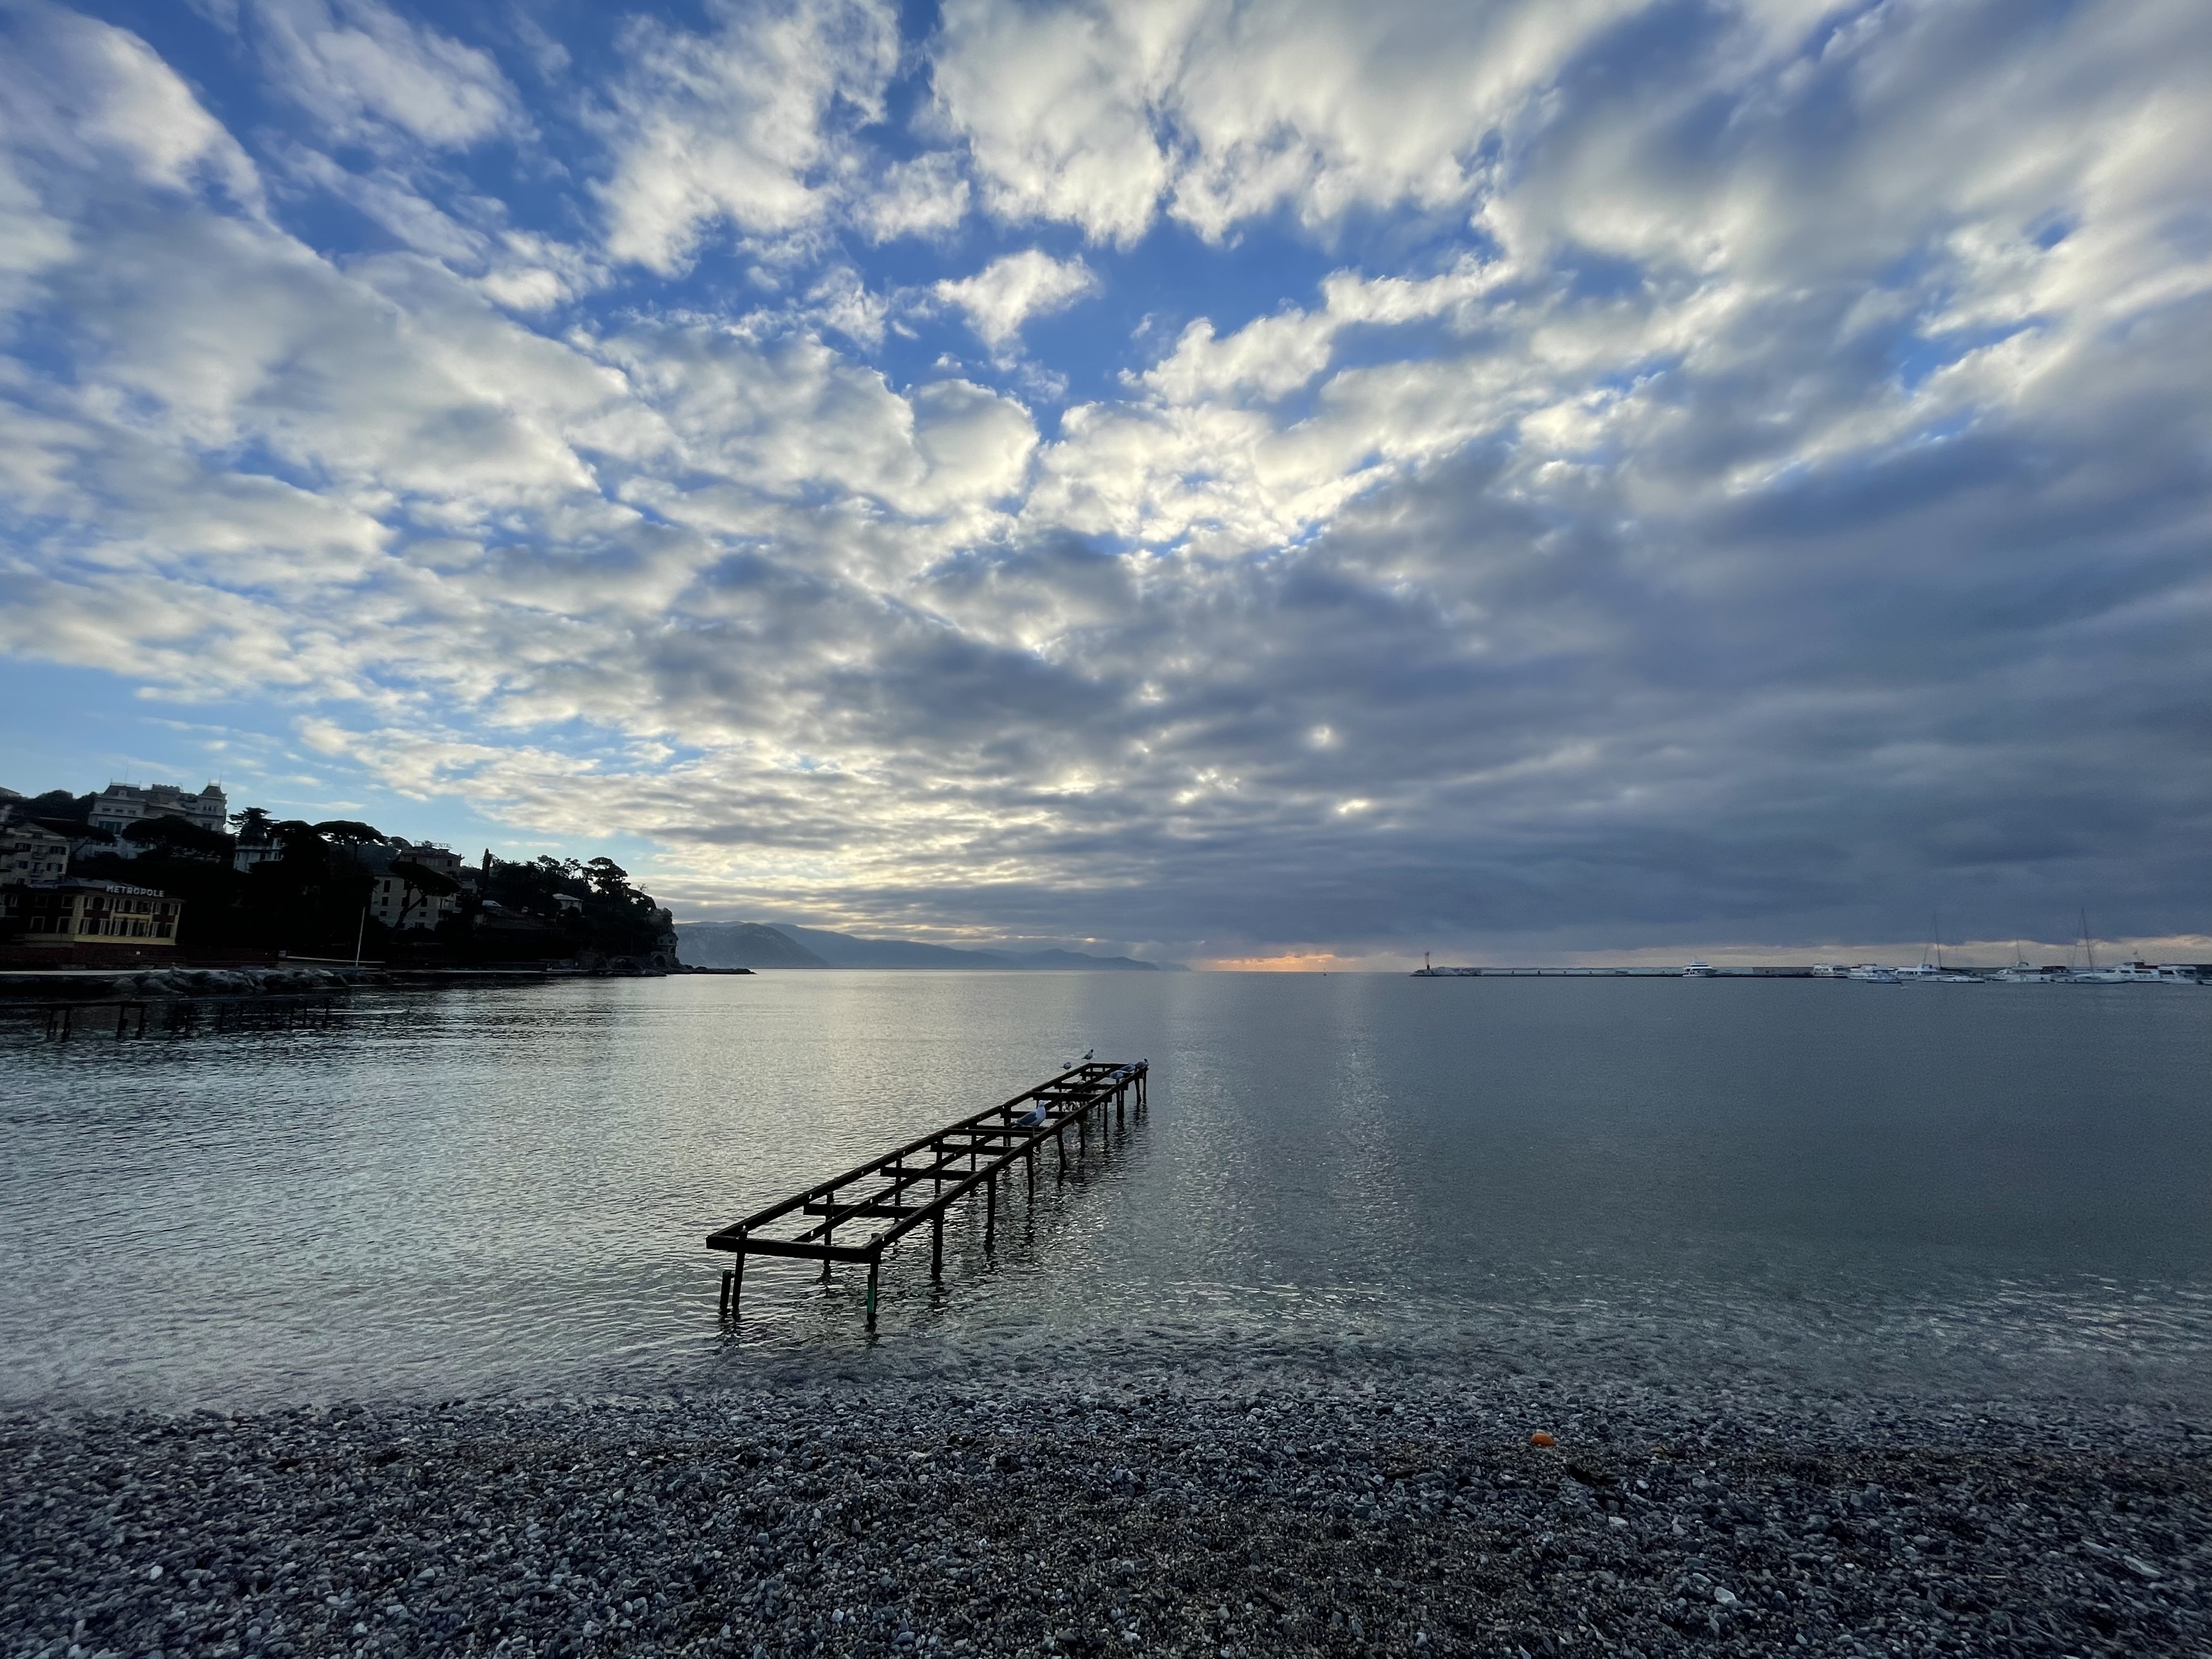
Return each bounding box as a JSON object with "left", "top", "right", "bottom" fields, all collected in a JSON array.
[{"left": 1, "top": 0, "right": 2209, "bottom": 962}]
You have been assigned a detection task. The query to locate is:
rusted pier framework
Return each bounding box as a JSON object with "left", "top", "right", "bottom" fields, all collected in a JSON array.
[{"left": 708, "top": 1059, "right": 1149, "bottom": 1330}]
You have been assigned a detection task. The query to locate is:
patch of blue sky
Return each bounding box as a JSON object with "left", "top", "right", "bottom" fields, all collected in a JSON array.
[
  {"left": 1, "top": 660, "right": 475, "bottom": 846},
  {"left": 0, "top": 641, "right": 676, "bottom": 876},
  {"left": 1891, "top": 320, "right": 2039, "bottom": 396},
  {"left": 0, "top": 661, "right": 170, "bottom": 798},
  {"left": 873, "top": 212, "right": 1356, "bottom": 411},
  {"left": 1554, "top": 248, "right": 1651, "bottom": 304},
  {"left": 866, "top": 0, "right": 956, "bottom": 150},
  {"left": 2028, "top": 211, "right": 2079, "bottom": 252},
  {"left": 1285, "top": 315, "right": 1497, "bottom": 413},
  {"left": 1895, "top": 409, "right": 1980, "bottom": 450}
]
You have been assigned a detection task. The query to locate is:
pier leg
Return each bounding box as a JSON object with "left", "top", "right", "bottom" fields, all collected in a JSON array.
[
  {"left": 1116, "top": 1085, "right": 1124, "bottom": 1128},
  {"left": 1026, "top": 1141, "right": 1036, "bottom": 1197},
  {"left": 137, "top": 1005, "right": 148, "bottom": 1037},
  {"left": 1056, "top": 1125, "right": 1065, "bottom": 1181},
  {"left": 731, "top": 1251, "right": 745, "bottom": 1317},
  {"left": 719, "top": 1269, "right": 733, "bottom": 1320},
  {"left": 985, "top": 1173, "right": 996, "bottom": 1252},
  {"left": 115, "top": 1006, "right": 127, "bottom": 1040},
  {"left": 932, "top": 1211, "right": 944, "bottom": 1280},
  {"left": 866, "top": 1262, "right": 879, "bottom": 1331}
]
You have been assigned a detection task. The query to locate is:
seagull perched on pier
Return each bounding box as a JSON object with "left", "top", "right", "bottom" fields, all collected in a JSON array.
[{"left": 1083, "top": 1047, "right": 1094, "bottom": 1062}]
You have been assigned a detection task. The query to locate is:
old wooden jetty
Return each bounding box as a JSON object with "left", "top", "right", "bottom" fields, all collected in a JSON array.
[{"left": 707, "top": 1058, "right": 1149, "bottom": 1330}]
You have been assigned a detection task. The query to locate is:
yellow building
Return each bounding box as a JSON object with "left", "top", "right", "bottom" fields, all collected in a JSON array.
[{"left": 4, "top": 880, "right": 182, "bottom": 947}]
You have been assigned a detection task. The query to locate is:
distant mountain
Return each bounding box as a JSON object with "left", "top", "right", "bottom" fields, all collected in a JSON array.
[
  {"left": 771, "top": 924, "right": 1003, "bottom": 968},
  {"left": 676, "top": 922, "right": 830, "bottom": 969},
  {"left": 676, "top": 919, "right": 1163, "bottom": 970},
  {"left": 772, "top": 924, "right": 1161, "bottom": 970},
  {"left": 1002, "top": 947, "right": 1161, "bottom": 971}
]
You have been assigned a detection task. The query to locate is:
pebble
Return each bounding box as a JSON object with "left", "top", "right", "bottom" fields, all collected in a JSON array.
[{"left": 2, "top": 1364, "right": 2208, "bottom": 1657}]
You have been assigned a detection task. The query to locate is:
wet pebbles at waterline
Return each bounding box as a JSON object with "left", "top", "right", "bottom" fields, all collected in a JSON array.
[{"left": 5, "top": 1365, "right": 2208, "bottom": 1658}]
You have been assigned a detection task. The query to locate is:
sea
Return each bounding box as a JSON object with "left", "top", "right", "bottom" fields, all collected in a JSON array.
[{"left": 4, "top": 972, "right": 2209, "bottom": 1412}]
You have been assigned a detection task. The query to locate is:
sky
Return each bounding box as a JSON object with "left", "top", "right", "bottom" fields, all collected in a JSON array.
[{"left": 1, "top": 0, "right": 2208, "bottom": 968}]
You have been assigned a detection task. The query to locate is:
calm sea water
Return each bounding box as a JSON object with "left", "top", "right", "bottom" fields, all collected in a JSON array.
[{"left": 3, "top": 973, "right": 2209, "bottom": 1410}]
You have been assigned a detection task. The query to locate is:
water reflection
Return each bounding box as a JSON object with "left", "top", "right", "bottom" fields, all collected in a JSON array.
[{"left": 2, "top": 973, "right": 2208, "bottom": 1408}]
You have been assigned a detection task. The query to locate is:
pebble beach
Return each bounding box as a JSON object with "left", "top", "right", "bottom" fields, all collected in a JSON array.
[{"left": 7, "top": 1363, "right": 2208, "bottom": 1659}]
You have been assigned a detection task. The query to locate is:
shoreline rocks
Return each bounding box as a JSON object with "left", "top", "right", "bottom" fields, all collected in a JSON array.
[
  {"left": 0, "top": 965, "right": 380, "bottom": 1003},
  {"left": 5, "top": 1365, "right": 2207, "bottom": 1658}
]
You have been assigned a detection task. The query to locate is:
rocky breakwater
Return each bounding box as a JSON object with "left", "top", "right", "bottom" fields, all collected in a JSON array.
[
  {"left": 0, "top": 964, "right": 383, "bottom": 1003},
  {"left": 4, "top": 1368, "right": 2208, "bottom": 1658}
]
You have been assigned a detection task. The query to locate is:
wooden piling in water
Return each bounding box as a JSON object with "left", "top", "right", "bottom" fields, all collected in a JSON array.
[{"left": 707, "top": 1059, "right": 1149, "bottom": 1329}]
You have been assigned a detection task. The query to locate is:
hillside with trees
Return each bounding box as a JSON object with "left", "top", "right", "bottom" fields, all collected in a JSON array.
[{"left": 5, "top": 791, "right": 676, "bottom": 969}]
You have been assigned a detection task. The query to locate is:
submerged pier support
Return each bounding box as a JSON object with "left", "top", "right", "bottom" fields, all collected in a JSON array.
[{"left": 709, "top": 1059, "right": 1149, "bottom": 1330}]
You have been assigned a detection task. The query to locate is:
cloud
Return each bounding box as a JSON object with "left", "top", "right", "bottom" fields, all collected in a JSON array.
[
  {"left": 1136, "top": 259, "right": 1510, "bottom": 405},
  {"left": 928, "top": 0, "right": 1671, "bottom": 243},
  {"left": 929, "top": 0, "right": 1180, "bottom": 245},
  {"left": 1, "top": 0, "right": 2209, "bottom": 962},
  {"left": 247, "top": 0, "right": 519, "bottom": 149},
  {"left": 852, "top": 153, "right": 971, "bottom": 242},
  {"left": 594, "top": 0, "right": 900, "bottom": 273},
  {"left": 0, "top": 0, "right": 260, "bottom": 205},
  {"left": 934, "top": 249, "right": 1099, "bottom": 348}
]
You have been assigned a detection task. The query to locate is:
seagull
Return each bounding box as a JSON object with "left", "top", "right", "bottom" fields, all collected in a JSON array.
[{"left": 1083, "top": 1047, "right": 1095, "bottom": 1062}]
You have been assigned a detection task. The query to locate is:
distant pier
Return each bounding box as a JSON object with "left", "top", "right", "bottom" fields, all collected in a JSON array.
[
  {"left": 708, "top": 1059, "right": 1148, "bottom": 1330},
  {"left": 1413, "top": 965, "right": 1818, "bottom": 977}
]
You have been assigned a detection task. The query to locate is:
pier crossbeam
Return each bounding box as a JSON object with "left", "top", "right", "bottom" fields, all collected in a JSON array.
[{"left": 708, "top": 1059, "right": 1148, "bottom": 1328}]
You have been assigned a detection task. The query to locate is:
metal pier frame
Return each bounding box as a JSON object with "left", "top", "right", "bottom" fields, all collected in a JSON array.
[{"left": 708, "top": 1059, "right": 1148, "bottom": 1330}]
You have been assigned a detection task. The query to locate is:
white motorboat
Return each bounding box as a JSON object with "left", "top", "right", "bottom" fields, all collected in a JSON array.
[
  {"left": 1682, "top": 961, "right": 1718, "bottom": 977},
  {"left": 1848, "top": 963, "right": 1900, "bottom": 983},
  {"left": 2069, "top": 960, "right": 2174, "bottom": 984},
  {"left": 1898, "top": 921, "right": 1979, "bottom": 980},
  {"left": 2056, "top": 911, "right": 2157, "bottom": 983},
  {"left": 1810, "top": 962, "right": 1848, "bottom": 978}
]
